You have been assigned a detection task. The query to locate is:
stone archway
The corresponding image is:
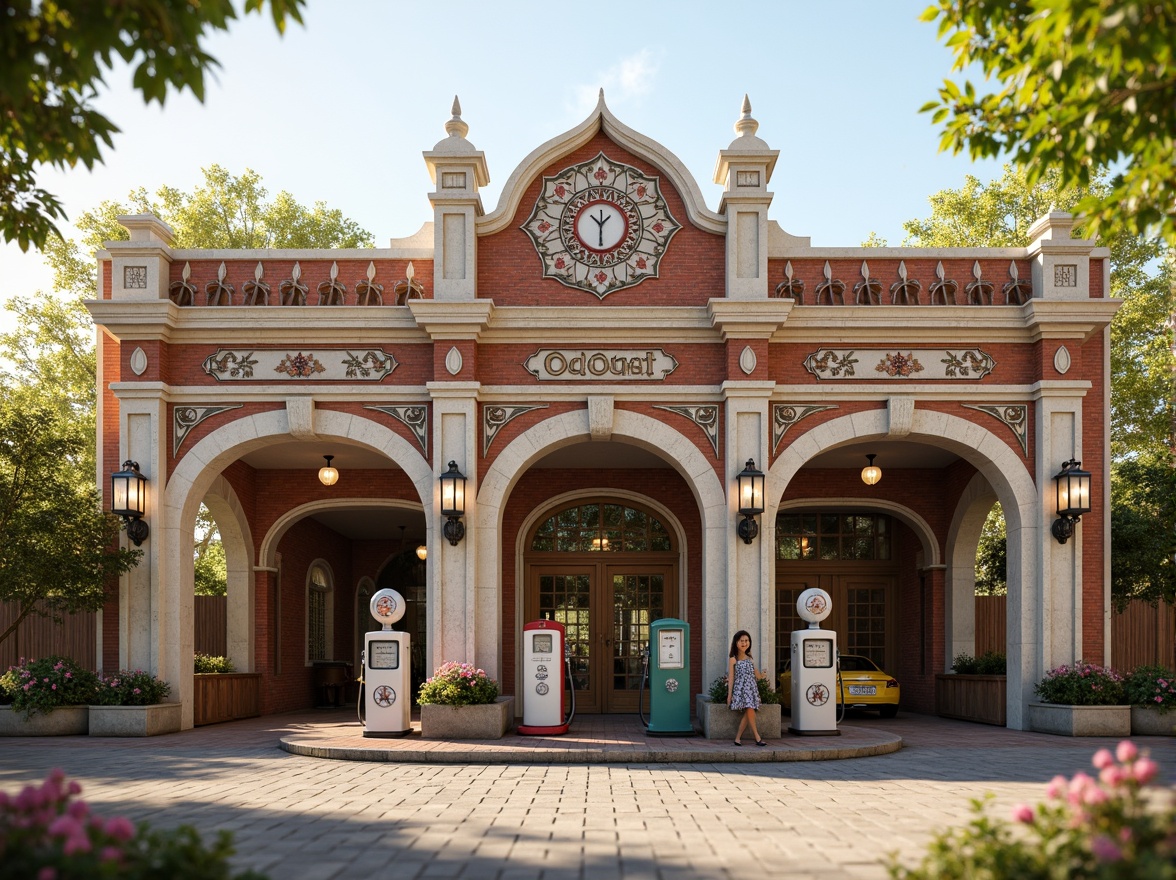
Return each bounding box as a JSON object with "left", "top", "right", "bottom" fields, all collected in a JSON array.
[{"left": 201, "top": 475, "right": 255, "bottom": 672}]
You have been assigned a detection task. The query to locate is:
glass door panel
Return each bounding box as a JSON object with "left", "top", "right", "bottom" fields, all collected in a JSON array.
[
  {"left": 532, "top": 568, "right": 596, "bottom": 713},
  {"left": 605, "top": 565, "right": 672, "bottom": 713}
]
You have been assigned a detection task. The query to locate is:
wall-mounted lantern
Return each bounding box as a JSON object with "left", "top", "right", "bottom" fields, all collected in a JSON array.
[
  {"left": 1051, "top": 459, "right": 1092, "bottom": 544},
  {"left": 440, "top": 461, "right": 467, "bottom": 546},
  {"left": 110, "top": 460, "right": 149, "bottom": 546},
  {"left": 736, "top": 458, "right": 765, "bottom": 544}
]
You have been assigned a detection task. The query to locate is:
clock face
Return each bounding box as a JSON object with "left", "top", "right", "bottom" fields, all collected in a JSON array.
[{"left": 523, "top": 152, "right": 680, "bottom": 298}]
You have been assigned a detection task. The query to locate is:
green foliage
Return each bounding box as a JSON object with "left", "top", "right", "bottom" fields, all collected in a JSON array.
[
  {"left": 0, "top": 0, "right": 306, "bottom": 252},
  {"left": 0, "top": 656, "right": 100, "bottom": 717},
  {"left": 0, "top": 402, "right": 141, "bottom": 648},
  {"left": 706, "top": 674, "right": 781, "bottom": 705},
  {"left": 194, "top": 654, "right": 235, "bottom": 675},
  {"left": 921, "top": 0, "right": 1176, "bottom": 249},
  {"left": 0, "top": 770, "right": 268, "bottom": 879},
  {"left": 951, "top": 651, "right": 1007, "bottom": 675},
  {"left": 92, "top": 670, "right": 171, "bottom": 706},
  {"left": 193, "top": 509, "right": 228, "bottom": 598},
  {"left": 889, "top": 741, "right": 1171, "bottom": 878},
  {"left": 1110, "top": 455, "right": 1176, "bottom": 608},
  {"left": 974, "top": 503, "right": 1007, "bottom": 596},
  {"left": 1123, "top": 665, "right": 1176, "bottom": 715},
  {"left": 1034, "top": 663, "right": 1126, "bottom": 706},
  {"left": 417, "top": 662, "right": 500, "bottom": 707}
]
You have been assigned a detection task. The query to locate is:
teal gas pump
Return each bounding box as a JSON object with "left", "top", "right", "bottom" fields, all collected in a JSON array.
[{"left": 643, "top": 617, "right": 692, "bottom": 736}]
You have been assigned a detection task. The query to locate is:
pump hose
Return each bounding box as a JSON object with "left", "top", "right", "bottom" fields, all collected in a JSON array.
[
  {"left": 637, "top": 646, "right": 650, "bottom": 727},
  {"left": 835, "top": 654, "right": 845, "bottom": 725},
  {"left": 357, "top": 657, "right": 366, "bottom": 726},
  {"left": 564, "top": 654, "right": 577, "bottom": 727}
]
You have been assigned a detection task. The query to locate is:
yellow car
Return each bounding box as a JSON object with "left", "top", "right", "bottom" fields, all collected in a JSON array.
[{"left": 778, "top": 654, "right": 900, "bottom": 718}]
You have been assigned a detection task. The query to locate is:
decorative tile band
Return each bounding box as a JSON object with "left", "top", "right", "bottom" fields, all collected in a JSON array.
[
  {"left": 202, "top": 349, "right": 398, "bottom": 382},
  {"left": 962, "top": 403, "right": 1028, "bottom": 456},
  {"left": 173, "top": 405, "right": 244, "bottom": 456},
  {"left": 803, "top": 348, "right": 995, "bottom": 381},
  {"left": 483, "top": 405, "right": 549, "bottom": 456},
  {"left": 653, "top": 405, "right": 719, "bottom": 456}
]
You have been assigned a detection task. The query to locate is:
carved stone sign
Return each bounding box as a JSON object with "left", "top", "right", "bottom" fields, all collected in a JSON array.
[
  {"left": 803, "top": 348, "right": 995, "bottom": 381},
  {"left": 202, "top": 349, "right": 398, "bottom": 381},
  {"left": 524, "top": 349, "right": 678, "bottom": 381}
]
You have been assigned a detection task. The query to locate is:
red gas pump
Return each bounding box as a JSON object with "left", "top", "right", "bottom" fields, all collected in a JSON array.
[{"left": 517, "top": 619, "right": 575, "bottom": 736}]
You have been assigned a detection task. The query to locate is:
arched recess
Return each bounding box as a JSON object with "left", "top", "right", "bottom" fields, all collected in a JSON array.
[
  {"left": 778, "top": 497, "right": 940, "bottom": 567},
  {"left": 258, "top": 498, "right": 426, "bottom": 570},
  {"left": 160, "top": 408, "right": 433, "bottom": 729},
  {"left": 946, "top": 472, "right": 1000, "bottom": 668},
  {"left": 477, "top": 409, "right": 728, "bottom": 685},
  {"left": 767, "top": 407, "right": 1041, "bottom": 728},
  {"left": 201, "top": 474, "right": 256, "bottom": 672}
]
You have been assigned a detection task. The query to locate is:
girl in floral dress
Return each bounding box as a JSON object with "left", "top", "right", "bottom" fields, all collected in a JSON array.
[{"left": 727, "top": 630, "right": 768, "bottom": 746}]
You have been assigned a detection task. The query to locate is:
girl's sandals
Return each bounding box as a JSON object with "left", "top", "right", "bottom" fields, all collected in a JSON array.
[{"left": 756, "top": 740, "right": 767, "bottom": 747}]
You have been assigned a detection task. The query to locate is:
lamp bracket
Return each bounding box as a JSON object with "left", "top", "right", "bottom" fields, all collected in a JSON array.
[
  {"left": 737, "top": 515, "right": 759, "bottom": 545},
  {"left": 443, "top": 517, "right": 465, "bottom": 546},
  {"left": 125, "top": 517, "right": 150, "bottom": 546}
]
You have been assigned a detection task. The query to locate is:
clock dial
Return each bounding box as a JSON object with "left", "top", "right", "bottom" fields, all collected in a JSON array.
[{"left": 573, "top": 200, "right": 627, "bottom": 253}]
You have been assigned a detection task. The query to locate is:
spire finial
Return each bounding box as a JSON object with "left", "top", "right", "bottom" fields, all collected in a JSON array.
[
  {"left": 445, "top": 95, "right": 469, "bottom": 139},
  {"left": 734, "top": 94, "right": 759, "bottom": 138}
]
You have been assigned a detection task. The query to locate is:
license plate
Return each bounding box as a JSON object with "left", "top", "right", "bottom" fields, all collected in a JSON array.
[{"left": 848, "top": 685, "right": 876, "bottom": 696}]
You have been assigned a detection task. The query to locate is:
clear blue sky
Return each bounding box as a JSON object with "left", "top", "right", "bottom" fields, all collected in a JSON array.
[{"left": 0, "top": 0, "right": 1001, "bottom": 330}]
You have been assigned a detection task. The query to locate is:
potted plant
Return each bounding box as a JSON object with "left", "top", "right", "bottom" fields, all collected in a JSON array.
[
  {"left": 193, "top": 653, "right": 260, "bottom": 726},
  {"left": 89, "top": 670, "right": 181, "bottom": 737},
  {"left": 1029, "top": 663, "right": 1130, "bottom": 736},
  {"left": 0, "top": 656, "right": 97, "bottom": 736},
  {"left": 696, "top": 675, "right": 782, "bottom": 740},
  {"left": 418, "top": 662, "right": 514, "bottom": 739},
  {"left": 935, "top": 651, "right": 1007, "bottom": 726},
  {"left": 1123, "top": 665, "right": 1176, "bottom": 736}
]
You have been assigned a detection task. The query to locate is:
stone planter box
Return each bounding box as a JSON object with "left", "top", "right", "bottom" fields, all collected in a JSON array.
[
  {"left": 694, "top": 696, "right": 782, "bottom": 740},
  {"left": 935, "top": 674, "right": 1006, "bottom": 726},
  {"left": 89, "top": 702, "right": 182, "bottom": 737},
  {"left": 0, "top": 705, "right": 88, "bottom": 736},
  {"left": 420, "top": 696, "right": 514, "bottom": 740},
  {"left": 1131, "top": 706, "right": 1176, "bottom": 736},
  {"left": 194, "top": 673, "right": 261, "bottom": 726},
  {"left": 1028, "top": 702, "right": 1131, "bottom": 737}
]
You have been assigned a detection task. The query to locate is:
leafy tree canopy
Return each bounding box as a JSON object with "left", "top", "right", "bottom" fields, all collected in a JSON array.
[
  {"left": 0, "top": 0, "right": 306, "bottom": 252},
  {"left": 1110, "top": 453, "right": 1176, "bottom": 608},
  {"left": 921, "top": 0, "right": 1176, "bottom": 248}
]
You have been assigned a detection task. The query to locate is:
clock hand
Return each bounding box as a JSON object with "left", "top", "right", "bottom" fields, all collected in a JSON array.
[{"left": 591, "top": 210, "right": 610, "bottom": 247}]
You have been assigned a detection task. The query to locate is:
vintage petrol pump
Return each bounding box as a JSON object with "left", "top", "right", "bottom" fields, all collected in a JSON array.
[
  {"left": 360, "top": 588, "right": 412, "bottom": 738},
  {"left": 788, "top": 587, "right": 841, "bottom": 736},
  {"left": 643, "top": 617, "right": 693, "bottom": 736},
  {"left": 517, "top": 619, "right": 575, "bottom": 735}
]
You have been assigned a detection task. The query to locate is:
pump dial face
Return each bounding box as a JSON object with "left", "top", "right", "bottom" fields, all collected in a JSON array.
[
  {"left": 806, "top": 683, "right": 830, "bottom": 707},
  {"left": 369, "top": 588, "right": 406, "bottom": 626},
  {"left": 373, "top": 685, "right": 396, "bottom": 707}
]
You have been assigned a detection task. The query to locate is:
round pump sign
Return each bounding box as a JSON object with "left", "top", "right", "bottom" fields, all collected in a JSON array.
[
  {"left": 369, "top": 588, "right": 406, "bottom": 626},
  {"left": 796, "top": 587, "right": 833, "bottom": 625}
]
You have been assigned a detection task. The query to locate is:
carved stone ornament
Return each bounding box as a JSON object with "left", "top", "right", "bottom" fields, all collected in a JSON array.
[
  {"left": 202, "top": 349, "right": 398, "bottom": 382},
  {"left": 365, "top": 405, "right": 428, "bottom": 453},
  {"left": 522, "top": 152, "right": 680, "bottom": 298},
  {"left": 205, "top": 262, "right": 234, "bottom": 306},
  {"left": 170, "top": 262, "right": 197, "bottom": 306},
  {"left": 317, "top": 261, "right": 346, "bottom": 305},
  {"left": 739, "top": 346, "right": 757, "bottom": 376},
  {"left": 804, "top": 348, "right": 995, "bottom": 381},
  {"left": 173, "top": 404, "right": 244, "bottom": 456},
  {"left": 445, "top": 346, "right": 463, "bottom": 376},
  {"left": 1053, "top": 345, "right": 1072, "bottom": 375},
  {"left": 774, "top": 260, "right": 804, "bottom": 303},
  {"left": 773, "top": 404, "right": 837, "bottom": 452},
  {"left": 653, "top": 405, "right": 719, "bottom": 455},
  {"left": 129, "top": 347, "right": 148, "bottom": 376},
  {"left": 524, "top": 348, "right": 678, "bottom": 381},
  {"left": 242, "top": 262, "right": 270, "bottom": 306},
  {"left": 483, "top": 404, "right": 548, "bottom": 455},
  {"left": 962, "top": 403, "right": 1029, "bottom": 456}
]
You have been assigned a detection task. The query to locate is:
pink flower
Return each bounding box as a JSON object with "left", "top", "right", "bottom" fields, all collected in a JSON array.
[
  {"left": 1091, "top": 835, "right": 1123, "bottom": 863},
  {"left": 1045, "top": 775, "right": 1068, "bottom": 799},
  {"left": 37, "top": 868, "right": 57, "bottom": 880},
  {"left": 1116, "top": 740, "right": 1138, "bottom": 763},
  {"left": 48, "top": 815, "right": 83, "bottom": 838},
  {"left": 1092, "top": 748, "right": 1113, "bottom": 770},
  {"left": 1132, "top": 757, "right": 1159, "bottom": 784},
  {"left": 1099, "top": 765, "right": 1127, "bottom": 787},
  {"left": 1011, "top": 803, "right": 1034, "bottom": 823},
  {"left": 100, "top": 846, "right": 124, "bottom": 864},
  {"left": 104, "top": 816, "right": 135, "bottom": 842},
  {"left": 1082, "top": 786, "right": 1109, "bottom": 806},
  {"left": 63, "top": 833, "right": 92, "bottom": 855}
]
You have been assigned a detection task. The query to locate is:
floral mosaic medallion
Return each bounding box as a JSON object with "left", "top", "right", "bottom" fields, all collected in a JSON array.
[{"left": 522, "top": 152, "right": 680, "bottom": 298}]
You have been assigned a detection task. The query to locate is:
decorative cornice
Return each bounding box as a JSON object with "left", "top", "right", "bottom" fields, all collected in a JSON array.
[
  {"left": 365, "top": 405, "right": 428, "bottom": 453},
  {"left": 653, "top": 404, "right": 720, "bottom": 455}
]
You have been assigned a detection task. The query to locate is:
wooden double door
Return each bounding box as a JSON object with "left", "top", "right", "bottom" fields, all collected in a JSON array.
[{"left": 526, "top": 561, "right": 676, "bottom": 714}]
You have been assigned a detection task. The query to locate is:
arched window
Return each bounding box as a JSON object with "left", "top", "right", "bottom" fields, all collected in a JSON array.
[
  {"left": 530, "top": 502, "right": 673, "bottom": 552},
  {"left": 306, "top": 562, "right": 334, "bottom": 663}
]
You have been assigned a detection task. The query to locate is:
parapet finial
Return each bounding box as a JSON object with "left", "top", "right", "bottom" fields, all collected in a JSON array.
[
  {"left": 445, "top": 95, "right": 469, "bottom": 139},
  {"left": 734, "top": 93, "right": 759, "bottom": 138}
]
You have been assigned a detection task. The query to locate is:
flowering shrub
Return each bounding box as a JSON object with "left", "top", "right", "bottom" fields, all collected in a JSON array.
[
  {"left": 1034, "top": 663, "right": 1126, "bottom": 706},
  {"left": 1124, "top": 664, "right": 1176, "bottom": 715},
  {"left": 950, "top": 651, "right": 1007, "bottom": 675},
  {"left": 417, "top": 662, "right": 499, "bottom": 707},
  {"left": 888, "top": 740, "right": 1173, "bottom": 878},
  {"left": 0, "top": 657, "right": 100, "bottom": 718},
  {"left": 92, "top": 670, "right": 171, "bottom": 706},
  {"left": 707, "top": 675, "right": 781, "bottom": 705},
  {"left": 194, "top": 654, "right": 235, "bottom": 675},
  {"left": 0, "top": 769, "right": 267, "bottom": 879}
]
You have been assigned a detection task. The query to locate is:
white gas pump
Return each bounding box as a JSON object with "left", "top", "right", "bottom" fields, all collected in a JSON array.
[
  {"left": 517, "top": 619, "right": 574, "bottom": 735},
  {"left": 788, "top": 587, "right": 841, "bottom": 736},
  {"left": 360, "top": 588, "right": 411, "bottom": 738}
]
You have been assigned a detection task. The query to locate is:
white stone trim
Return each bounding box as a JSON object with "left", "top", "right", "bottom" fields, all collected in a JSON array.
[
  {"left": 201, "top": 475, "right": 256, "bottom": 673},
  {"left": 777, "top": 497, "right": 941, "bottom": 567},
  {"left": 945, "top": 473, "right": 1000, "bottom": 668}
]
